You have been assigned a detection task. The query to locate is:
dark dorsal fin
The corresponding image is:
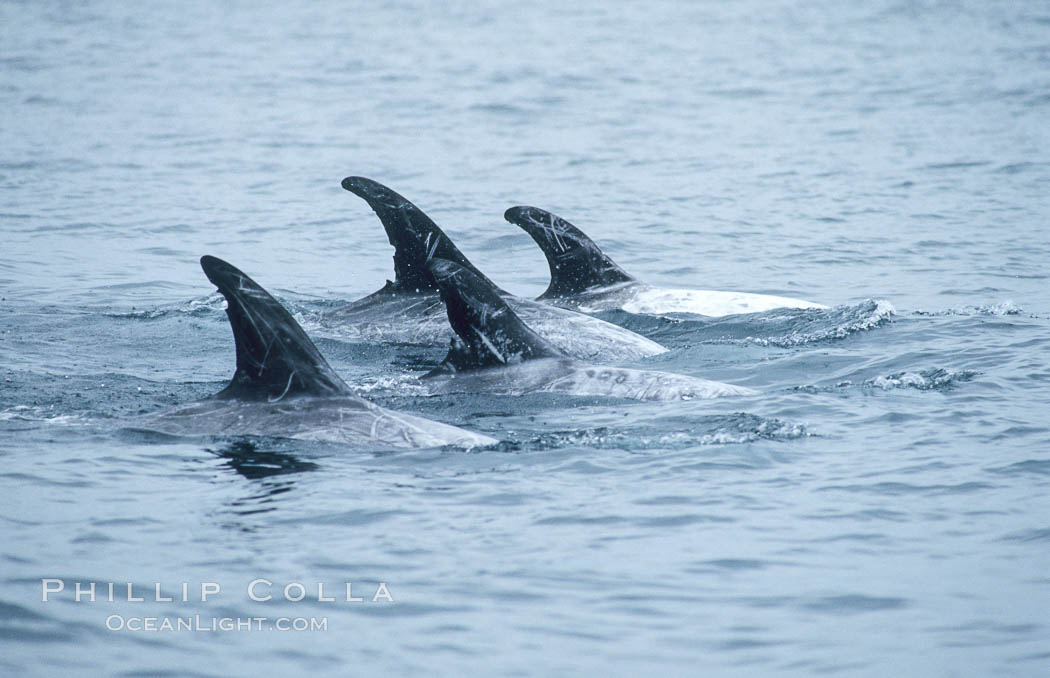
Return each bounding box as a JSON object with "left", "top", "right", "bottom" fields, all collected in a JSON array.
[
  {"left": 504, "top": 206, "right": 635, "bottom": 299},
  {"left": 200, "top": 255, "right": 350, "bottom": 401},
  {"left": 426, "top": 258, "right": 562, "bottom": 373},
  {"left": 341, "top": 176, "right": 500, "bottom": 293}
]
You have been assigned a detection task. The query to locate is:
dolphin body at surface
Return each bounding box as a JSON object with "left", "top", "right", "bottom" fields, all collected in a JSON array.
[
  {"left": 134, "top": 256, "right": 496, "bottom": 449},
  {"left": 420, "top": 259, "right": 757, "bottom": 401},
  {"left": 320, "top": 177, "right": 666, "bottom": 362},
  {"left": 504, "top": 206, "right": 827, "bottom": 316}
]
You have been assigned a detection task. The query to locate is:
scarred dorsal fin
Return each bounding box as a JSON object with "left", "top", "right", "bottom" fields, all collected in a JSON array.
[
  {"left": 426, "top": 258, "right": 562, "bottom": 373},
  {"left": 200, "top": 255, "right": 350, "bottom": 401},
  {"left": 504, "top": 206, "right": 635, "bottom": 299},
  {"left": 341, "top": 176, "right": 500, "bottom": 293}
]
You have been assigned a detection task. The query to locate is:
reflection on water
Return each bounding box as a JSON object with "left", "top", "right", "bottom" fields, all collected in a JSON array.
[
  {"left": 209, "top": 439, "right": 318, "bottom": 517},
  {"left": 209, "top": 439, "right": 320, "bottom": 480}
]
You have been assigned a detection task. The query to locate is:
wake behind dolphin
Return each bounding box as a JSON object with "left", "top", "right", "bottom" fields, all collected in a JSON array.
[
  {"left": 504, "top": 206, "right": 827, "bottom": 316},
  {"left": 320, "top": 177, "right": 666, "bottom": 362},
  {"left": 421, "top": 258, "right": 756, "bottom": 401},
  {"left": 133, "top": 256, "right": 495, "bottom": 449}
]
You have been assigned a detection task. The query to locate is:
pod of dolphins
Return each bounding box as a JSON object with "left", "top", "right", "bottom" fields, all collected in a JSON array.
[{"left": 138, "top": 177, "right": 826, "bottom": 449}]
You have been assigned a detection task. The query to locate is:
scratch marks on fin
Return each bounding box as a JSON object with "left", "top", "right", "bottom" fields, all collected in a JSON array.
[
  {"left": 425, "top": 232, "right": 441, "bottom": 263},
  {"left": 471, "top": 325, "right": 507, "bottom": 364},
  {"left": 268, "top": 371, "right": 296, "bottom": 403},
  {"left": 544, "top": 211, "right": 569, "bottom": 253}
]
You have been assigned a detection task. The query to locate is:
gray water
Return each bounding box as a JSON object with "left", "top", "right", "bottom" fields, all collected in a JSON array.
[{"left": 3, "top": 1, "right": 1050, "bottom": 676}]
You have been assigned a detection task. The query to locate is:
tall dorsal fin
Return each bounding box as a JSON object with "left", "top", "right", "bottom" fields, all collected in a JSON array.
[
  {"left": 200, "top": 255, "right": 350, "bottom": 401},
  {"left": 341, "top": 176, "right": 500, "bottom": 293},
  {"left": 504, "top": 206, "right": 635, "bottom": 299},
  {"left": 426, "top": 258, "right": 562, "bottom": 373}
]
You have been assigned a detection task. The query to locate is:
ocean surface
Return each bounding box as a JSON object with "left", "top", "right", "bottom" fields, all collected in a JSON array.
[{"left": 3, "top": 1, "right": 1049, "bottom": 675}]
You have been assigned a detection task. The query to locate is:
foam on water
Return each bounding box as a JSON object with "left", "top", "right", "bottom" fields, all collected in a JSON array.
[
  {"left": 743, "top": 300, "right": 896, "bottom": 347},
  {"left": 103, "top": 293, "right": 226, "bottom": 320},
  {"left": 522, "top": 413, "right": 810, "bottom": 450},
  {"left": 915, "top": 300, "right": 1026, "bottom": 317},
  {"left": 866, "top": 368, "right": 979, "bottom": 392}
]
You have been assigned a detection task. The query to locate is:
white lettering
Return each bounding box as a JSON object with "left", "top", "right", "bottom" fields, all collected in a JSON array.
[
  {"left": 284, "top": 582, "right": 306, "bottom": 602},
  {"left": 41, "top": 578, "right": 64, "bottom": 602},
  {"left": 74, "top": 583, "right": 95, "bottom": 604},
  {"left": 200, "top": 582, "right": 220, "bottom": 602},
  {"left": 154, "top": 583, "right": 173, "bottom": 602},
  {"left": 372, "top": 582, "right": 393, "bottom": 603},
  {"left": 247, "top": 579, "right": 272, "bottom": 602},
  {"left": 75, "top": 581, "right": 95, "bottom": 602}
]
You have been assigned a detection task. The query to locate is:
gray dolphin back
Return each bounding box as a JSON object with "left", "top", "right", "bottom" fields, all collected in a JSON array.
[
  {"left": 427, "top": 258, "right": 562, "bottom": 373},
  {"left": 341, "top": 176, "right": 498, "bottom": 293},
  {"left": 200, "top": 255, "right": 350, "bottom": 401},
  {"left": 504, "top": 206, "right": 635, "bottom": 299}
]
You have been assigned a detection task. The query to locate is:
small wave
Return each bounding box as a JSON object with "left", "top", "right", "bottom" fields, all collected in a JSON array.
[
  {"left": 914, "top": 301, "right": 1023, "bottom": 317},
  {"left": 105, "top": 294, "right": 226, "bottom": 320},
  {"left": 986, "top": 459, "right": 1050, "bottom": 477},
  {"left": 596, "top": 299, "right": 894, "bottom": 348},
  {"left": 0, "top": 405, "right": 87, "bottom": 425},
  {"left": 794, "top": 368, "right": 977, "bottom": 394},
  {"left": 744, "top": 299, "right": 895, "bottom": 347},
  {"left": 1001, "top": 527, "right": 1050, "bottom": 543},
  {"left": 351, "top": 374, "right": 428, "bottom": 396},
  {"left": 105, "top": 294, "right": 331, "bottom": 323},
  {"left": 866, "top": 368, "right": 978, "bottom": 391},
  {"left": 800, "top": 594, "right": 908, "bottom": 614},
  {"left": 797, "top": 369, "right": 977, "bottom": 393},
  {"left": 820, "top": 481, "right": 993, "bottom": 496},
  {"left": 520, "top": 414, "right": 808, "bottom": 450},
  {"left": 922, "top": 160, "right": 993, "bottom": 171},
  {"left": 469, "top": 102, "right": 530, "bottom": 116},
  {"left": 693, "top": 417, "right": 809, "bottom": 445}
]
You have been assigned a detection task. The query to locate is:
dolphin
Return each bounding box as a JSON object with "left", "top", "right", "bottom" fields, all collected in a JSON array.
[
  {"left": 320, "top": 177, "right": 666, "bottom": 362},
  {"left": 134, "top": 256, "right": 496, "bottom": 449},
  {"left": 420, "top": 258, "right": 757, "bottom": 401},
  {"left": 504, "top": 206, "right": 827, "bottom": 316}
]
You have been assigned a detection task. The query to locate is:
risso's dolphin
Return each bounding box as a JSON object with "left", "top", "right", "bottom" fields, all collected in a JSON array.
[
  {"left": 320, "top": 177, "right": 666, "bottom": 362},
  {"left": 420, "top": 259, "right": 757, "bottom": 401},
  {"left": 504, "top": 206, "right": 827, "bottom": 316},
  {"left": 135, "top": 256, "right": 496, "bottom": 449}
]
